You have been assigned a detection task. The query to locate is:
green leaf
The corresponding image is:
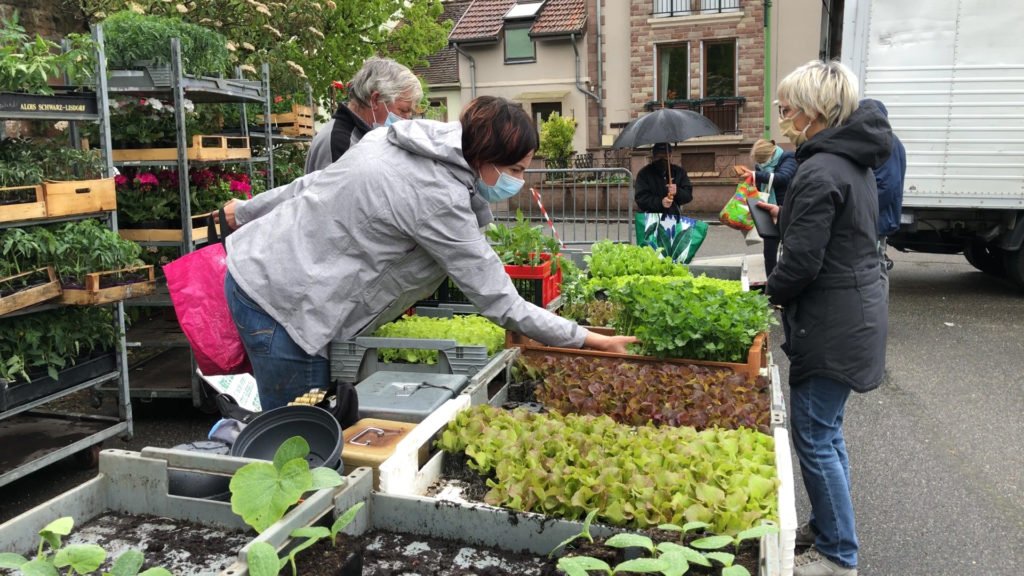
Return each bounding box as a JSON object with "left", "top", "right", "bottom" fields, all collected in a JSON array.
[
  {"left": 736, "top": 524, "right": 779, "bottom": 544},
  {"left": 0, "top": 553, "right": 28, "bottom": 569},
  {"left": 612, "top": 557, "right": 667, "bottom": 573},
  {"left": 605, "top": 533, "right": 655, "bottom": 553},
  {"left": 138, "top": 569, "right": 173, "bottom": 576},
  {"left": 330, "top": 502, "right": 365, "bottom": 544},
  {"left": 53, "top": 544, "right": 106, "bottom": 574},
  {"left": 704, "top": 551, "right": 735, "bottom": 566},
  {"left": 657, "top": 551, "right": 690, "bottom": 576},
  {"left": 246, "top": 542, "right": 281, "bottom": 576},
  {"left": 110, "top": 550, "right": 145, "bottom": 576},
  {"left": 656, "top": 543, "right": 710, "bottom": 567},
  {"left": 310, "top": 467, "right": 344, "bottom": 489},
  {"left": 690, "top": 535, "right": 733, "bottom": 550},
  {"left": 230, "top": 459, "right": 312, "bottom": 533},
  {"left": 20, "top": 559, "right": 59, "bottom": 576},
  {"left": 681, "top": 521, "right": 711, "bottom": 533},
  {"left": 273, "top": 436, "right": 310, "bottom": 471},
  {"left": 557, "top": 556, "right": 612, "bottom": 576},
  {"left": 290, "top": 527, "right": 330, "bottom": 539},
  {"left": 722, "top": 566, "right": 752, "bottom": 576},
  {"left": 39, "top": 516, "right": 73, "bottom": 551}
]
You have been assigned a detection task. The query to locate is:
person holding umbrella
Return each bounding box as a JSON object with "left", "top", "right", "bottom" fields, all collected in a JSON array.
[{"left": 634, "top": 142, "right": 692, "bottom": 216}]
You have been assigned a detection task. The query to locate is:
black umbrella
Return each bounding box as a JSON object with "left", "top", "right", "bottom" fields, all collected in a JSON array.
[{"left": 611, "top": 108, "right": 722, "bottom": 150}]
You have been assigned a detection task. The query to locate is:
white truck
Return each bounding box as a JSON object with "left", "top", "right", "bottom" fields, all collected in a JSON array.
[{"left": 842, "top": 0, "right": 1024, "bottom": 288}]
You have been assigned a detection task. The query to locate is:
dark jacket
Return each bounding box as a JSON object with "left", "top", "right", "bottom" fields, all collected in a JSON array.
[
  {"left": 869, "top": 100, "right": 907, "bottom": 236},
  {"left": 767, "top": 100, "right": 893, "bottom": 392},
  {"left": 634, "top": 161, "right": 692, "bottom": 217},
  {"left": 304, "top": 105, "right": 372, "bottom": 174},
  {"left": 754, "top": 150, "right": 798, "bottom": 206}
]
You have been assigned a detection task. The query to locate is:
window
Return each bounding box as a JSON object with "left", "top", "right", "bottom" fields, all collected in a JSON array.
[
  {"left": 656, "top": 44, "right": 689, "bottom": 101},
  {"left": 653, "top": 0, "right": 741, "bottom": 17},
  {"left": 700, "top": 0, "right": 741, "bottom": 14},
  {"left": 703, "top": 40, "right": 736, "bottom": 97},
  {"left": 505, "top": 23, "right": 535, "bottom": 63},
  {"left": 423, "top": 97, "right": 448, "bottom": 122}
]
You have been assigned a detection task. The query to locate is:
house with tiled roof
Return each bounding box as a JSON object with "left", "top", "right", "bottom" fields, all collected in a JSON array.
[
  {"left": 447, "top": 0, "right": 597, "bottom": 156},
  {"left": 414, "top": 0, "right": 473, "bottom": 121}
]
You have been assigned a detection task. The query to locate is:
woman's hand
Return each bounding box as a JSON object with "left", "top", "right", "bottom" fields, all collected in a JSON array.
[
  {"left": 217, "top": 199, "right": 240, "bottom": 230},
  {"left": 756, "top": 201, "right": 780, "bottom": 224},
  {"left": 584, "top": 332, "right": 638, "bottom": 354},
  {"left": 735, "top": 165, "right": 754, "bottom": 180}
]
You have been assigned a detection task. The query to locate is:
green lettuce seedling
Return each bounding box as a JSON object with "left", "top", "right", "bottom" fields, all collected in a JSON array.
[
  {"left": 229, "top": 436, "right": 345, "bottom": 533},
  {"left": 549, "top": 509, "right": 600, "bottom": 558},
  {"left": 0, "top": 517, "right": 171, "bottom": 576}
]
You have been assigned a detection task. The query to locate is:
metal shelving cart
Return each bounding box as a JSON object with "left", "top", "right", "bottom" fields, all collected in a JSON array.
[
  {"left": 99, "top": 38, "right": 273, "bottom": 408},
  {"left": 0, "top": 25, "right": 133, "bottom": 488}
]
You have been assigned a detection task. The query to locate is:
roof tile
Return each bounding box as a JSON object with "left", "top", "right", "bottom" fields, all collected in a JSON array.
[
  {"left": 449, "top": 0, "right": 516, "bottom": 42},
  {"left": 531, "top": 0, "right": 587, "bottom": 36},
  {"left": 415, "top": 0, "right": 473, "bottom": 85}
]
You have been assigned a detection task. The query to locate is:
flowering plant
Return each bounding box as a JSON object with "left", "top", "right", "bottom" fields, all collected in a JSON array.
[
  {"left": 115, "top": 166, "right": 259, "bottom": 226},
  {"left": 106, "top": 96, "right": 197, "bottom": 149}
]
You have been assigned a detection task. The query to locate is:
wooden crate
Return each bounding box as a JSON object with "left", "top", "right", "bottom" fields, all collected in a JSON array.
[
  {"left": 43, "top": 178, "right": 116, "bottom": 217},
  {"left": 0, "top": 185, "right": 46, "bottom": 223},
  {"left": 59, "top": 265, "right": 156, "bottom": 305},
  {"left": 118, "top": 212, "right": 217, "bottom": 243},
  {"left": 111, "top": 135, "right": 251, "bottom": 163},
  {"left": 506, "top": 327, "right": 768, "bottom": 380},
  {"left": 0, "top": 266, "right": 62, "bottom": 316},
  {"left": 258, "top": 103, "right": 314, "bottom": 137}
]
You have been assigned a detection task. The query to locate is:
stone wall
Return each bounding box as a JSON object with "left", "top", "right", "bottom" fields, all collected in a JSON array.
[{"left": 1, "top": 0, "right": 87, "bottom": 39}]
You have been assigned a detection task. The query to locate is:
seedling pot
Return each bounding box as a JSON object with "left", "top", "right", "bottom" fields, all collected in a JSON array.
[{"left": 230, "top": 405, "right": 342, "bottom": 469}]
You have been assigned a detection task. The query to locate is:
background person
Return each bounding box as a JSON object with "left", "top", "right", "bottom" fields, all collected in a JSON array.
[
  {"left": 634, "top": 142, "right": 692, "bottom": 217},
  {"left": 738, "top": 138, "right": 797, "bottom": 276},
  {"left": 759, "top": 60, "right": 892, "bottom": 576},
  {"left": 304, "top": 57, "right": 420, "bottom": 174},
  {"left": 221, "top": 96, "right": 636, "bottom": 409},
  {"left": 862, "top": 98, "right": 906, "bottom": 271}
]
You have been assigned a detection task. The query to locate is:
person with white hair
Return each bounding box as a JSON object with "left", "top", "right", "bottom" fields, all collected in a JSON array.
[
  {"left": 304, "top": 57, "right": 422, "bottom": 174},
  {"left": 757, "top": 60, "right": 893, "bottom": 576}
]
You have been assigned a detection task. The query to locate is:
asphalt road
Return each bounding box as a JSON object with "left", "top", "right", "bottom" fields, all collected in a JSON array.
[{"left": 2, "top": 225, "right": 1022, "bottom": 576}]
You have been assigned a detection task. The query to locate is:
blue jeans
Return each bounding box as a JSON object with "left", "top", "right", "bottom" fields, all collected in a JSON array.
[
  {"left": 790, "top": 375, "right": 858, "bottom": 568},
  {"left": 224, "top": 272, "right": 328, "bottom": 410}
]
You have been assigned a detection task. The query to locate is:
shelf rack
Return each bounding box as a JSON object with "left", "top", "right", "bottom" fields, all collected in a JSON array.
[{"left": 0, "top": 24, "right": 133, "bottom": 489}]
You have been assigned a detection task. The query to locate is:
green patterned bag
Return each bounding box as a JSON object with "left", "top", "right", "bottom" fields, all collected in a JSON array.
[{"left": 634, "top": 213, "right": 708, "bottom": 264}]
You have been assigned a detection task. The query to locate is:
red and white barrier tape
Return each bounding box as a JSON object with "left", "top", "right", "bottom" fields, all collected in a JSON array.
[{"left": 530, "top": 187, "right": 564, "bottom": 249}]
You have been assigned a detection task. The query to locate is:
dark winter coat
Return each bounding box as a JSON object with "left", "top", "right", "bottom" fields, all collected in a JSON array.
[
  {"left": 634, "top": 161, "right": 692, "bottom": 217},
  {"left": 867, "top": 100, "right": 907, "bottom": 236},
  {"left": 767, "top": 100, "right": 893, "bottom": 393},
  {"left": 754, "top": 150, "right": 798, "bottom": 206},
  {"left": 304, "top": 105, "right": 372, "bottom": 174}
]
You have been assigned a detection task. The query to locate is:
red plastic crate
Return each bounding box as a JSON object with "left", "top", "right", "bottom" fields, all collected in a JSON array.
[{"left": 504, "top": 253, "right": 561, "bottom": 307}]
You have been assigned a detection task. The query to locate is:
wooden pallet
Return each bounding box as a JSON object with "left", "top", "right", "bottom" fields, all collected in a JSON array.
[
  {"left": 59, "top": 265, "right": 156, "bottom": 305},
  {"left": 257, "top": 104, "right": 315, "bottom": 137},
  {"left": 118, "top": 212, "right": 217, "bottom": 243},
  {"left": 43, "top": 178, "right": 116, "bottom": 217},
  {"left": 111, "top": 135, "right": 251, "bottom": 163},
  {"left": 0, "top": 185, "right": 46, "bottom": 223},
  {"left": 0, "top": 266, "right": 62, "bottom": 316}
]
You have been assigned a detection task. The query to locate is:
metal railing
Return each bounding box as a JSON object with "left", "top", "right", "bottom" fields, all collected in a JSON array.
[
  {"left": 490, "top": 167, "right": 636, "bottom": 250},
  {"left": 645, "top": 97, "right": 746, "bottom": 134},
  {"left": 652, "top": 0, "right": 742, "bottom": 18}
]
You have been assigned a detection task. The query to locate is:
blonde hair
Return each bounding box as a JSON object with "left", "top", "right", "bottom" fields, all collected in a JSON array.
[
  {"left": 777, "top": 60, "right": 859, "bottom": 128},
  {"left": 751, "top": 139, "right": 777, "bottom": 164}
]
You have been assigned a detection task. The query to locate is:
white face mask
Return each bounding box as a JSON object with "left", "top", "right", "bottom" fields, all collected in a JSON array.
[
  {"left": 371, "top": 101, "right": 403, "bottom": 128},
  {"left": 779, "top": 112, "right": 812, "bottom": 146}
]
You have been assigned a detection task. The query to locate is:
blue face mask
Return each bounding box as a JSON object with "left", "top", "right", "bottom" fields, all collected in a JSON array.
[
  {"left": 474, "top": 164, "right": 525, "bottom": 203},
  {"left": 372, "top": 103, "right": 404, "bottom": 128}
]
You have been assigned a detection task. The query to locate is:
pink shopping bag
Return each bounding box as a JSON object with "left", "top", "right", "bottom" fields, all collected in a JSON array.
[{"left": 164, "top": 211, "right": 251, "bottom": 375}]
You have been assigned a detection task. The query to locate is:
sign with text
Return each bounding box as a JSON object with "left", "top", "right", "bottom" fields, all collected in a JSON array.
[{"left": 0, "top": 92, "right": 98, "bottom": 116}]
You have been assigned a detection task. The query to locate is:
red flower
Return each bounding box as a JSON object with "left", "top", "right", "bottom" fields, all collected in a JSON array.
[
  {"left": 274, "top": 95, "right": 284, "bottom": 103},
  {"left": 136, "top": 173, "right": 159, "bottom": 186},
  {"left": 332, "top": 81, "right": 345, "bottom": 89},
  {"left": 230, "top": 180, "right": 252, "bottom": 196},
  {"left": 114, "top": 174, "right": 129, "bottom": 187}
]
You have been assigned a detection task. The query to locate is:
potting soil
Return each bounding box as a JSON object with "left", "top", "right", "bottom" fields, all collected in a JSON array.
[{"left": 67, "top": 512, "right": 251, "bottom": 575}]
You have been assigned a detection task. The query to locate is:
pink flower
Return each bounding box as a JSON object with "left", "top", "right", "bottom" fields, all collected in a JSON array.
[
  {"left": 230, "top": 180, "right": 252, "bottom": 198},
  {"left": 114, "top": 174, "right": 129, "bottom": 187},
  {"left": 136, "top": 173, "right": 159, "bottom": 186}
]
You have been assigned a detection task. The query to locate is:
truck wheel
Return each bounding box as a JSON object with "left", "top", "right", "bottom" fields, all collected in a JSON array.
[
  {"left": 1003, "top": 246, "right": 1024, "bottom": 289},
  {"left": 964, "top": 240, "right": 1005, "bottom": 277}
]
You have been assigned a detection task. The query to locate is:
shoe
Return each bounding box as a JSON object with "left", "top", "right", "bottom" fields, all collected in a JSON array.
[
  {"left": 794, "top": 548, "right": 857, "bottom": 576},
  {"left": 795, "top": 521, "right": 818, "bottom": 547}
]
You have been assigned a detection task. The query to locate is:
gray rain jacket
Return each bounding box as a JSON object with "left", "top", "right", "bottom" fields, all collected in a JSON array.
[{"left": 226, "top": 120, "right": 587, "bottom": 357}]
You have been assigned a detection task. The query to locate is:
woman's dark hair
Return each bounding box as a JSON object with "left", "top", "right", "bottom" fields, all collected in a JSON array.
[{"left": 461, "top": 96, "right": 538, "bottom": 169}]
